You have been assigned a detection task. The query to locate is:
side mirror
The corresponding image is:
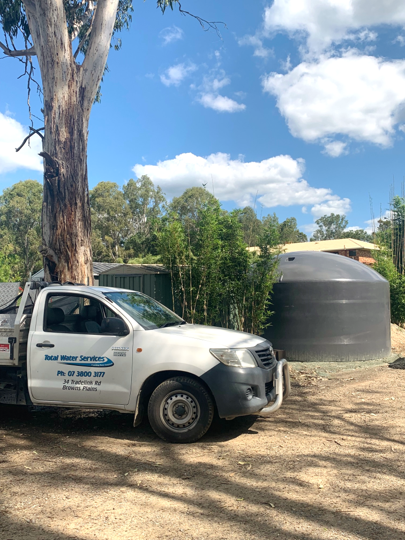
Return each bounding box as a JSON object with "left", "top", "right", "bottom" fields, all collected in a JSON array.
[{"left": 101, "top": 317, "right": 129, "bottom": 336}]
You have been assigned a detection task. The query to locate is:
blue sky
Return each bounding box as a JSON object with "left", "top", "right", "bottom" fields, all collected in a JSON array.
[{"left": 1, "top": 0, "right": 405, "bottom": 235}]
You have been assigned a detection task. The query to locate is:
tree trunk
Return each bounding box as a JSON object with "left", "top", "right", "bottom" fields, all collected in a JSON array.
[
  {"left": 23, "top": 0, "right": 119, "bottom": 284},
  {"left": 40, "top": 73, "right": 93, "bottom": 284}
]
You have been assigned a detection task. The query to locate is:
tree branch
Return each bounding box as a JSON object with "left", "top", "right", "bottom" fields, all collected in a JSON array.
[
  {"left": 81, "top": 0, "right": 120, "bottom": 110},
  {"left": 177, "top": 3, "right": 226, "bottom": 38},
  {"left": 0, "top": 41, "right": 36, "bottom": 57},
  {"left": 15, "top": 127, "right": 44, "bottom": 152},
  {"left": 74, "top": 3, "right": 97, "bottom": 60},
  {"left": 70, "top": 1, "right": 96, "bottom": 41}
]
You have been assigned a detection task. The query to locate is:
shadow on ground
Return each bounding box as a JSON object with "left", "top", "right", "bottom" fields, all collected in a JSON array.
[{"left": 1, "top": 367, "right": 404, "bottom": 540}]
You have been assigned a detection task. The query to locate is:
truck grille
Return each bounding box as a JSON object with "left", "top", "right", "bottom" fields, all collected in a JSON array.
[
  {"left": 255, "top": 347, "right": 274, "bottom": 368},
  {"left": 265, "top": 381, "right": 273, "bottom": 395}
]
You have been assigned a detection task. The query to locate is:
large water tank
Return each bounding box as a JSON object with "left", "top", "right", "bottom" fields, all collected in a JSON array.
[{"left": 264, "top": 251, "right": 391, "bottom": 361}]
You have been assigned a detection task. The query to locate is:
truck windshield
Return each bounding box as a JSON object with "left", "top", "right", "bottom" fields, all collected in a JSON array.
[{"left": 103, "top": 291, "right": 185, "bottom": 330}]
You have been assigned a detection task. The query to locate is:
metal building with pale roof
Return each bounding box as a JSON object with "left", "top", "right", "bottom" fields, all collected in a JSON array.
[{"left": 249, "top": 238, "right": 379, "bottom": 265}]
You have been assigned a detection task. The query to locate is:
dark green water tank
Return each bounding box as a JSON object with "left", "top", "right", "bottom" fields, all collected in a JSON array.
[{"left": 264, "top": 251, "right": 391, "bottom": 362}]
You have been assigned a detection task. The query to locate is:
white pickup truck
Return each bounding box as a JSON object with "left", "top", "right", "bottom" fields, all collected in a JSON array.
[{"left": 0, "top": 281, "right": 290, "bottom": 443}]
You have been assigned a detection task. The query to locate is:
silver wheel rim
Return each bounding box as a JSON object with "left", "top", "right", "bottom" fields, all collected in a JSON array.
[{"left": 160, "top": 391, "right": 200, "bottom": 432}]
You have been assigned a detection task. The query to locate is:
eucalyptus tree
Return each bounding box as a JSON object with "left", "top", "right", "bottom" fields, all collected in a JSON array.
[
  {"left": 123, "top": 175, "right": 166, "bottom": 257},
  {"left": 0, "top": 1, "right": 213, "bottom": 283},
  {"left": 312, "top": 214, "right": 349, "bottom": 241}
]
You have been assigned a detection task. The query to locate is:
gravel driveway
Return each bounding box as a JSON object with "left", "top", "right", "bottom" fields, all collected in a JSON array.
[{"left": 0, "top": 360, "right": 404, "bottom": 540}]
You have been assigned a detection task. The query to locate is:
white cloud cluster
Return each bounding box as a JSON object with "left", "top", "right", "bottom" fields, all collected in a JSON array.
[
  {"left": 0, "top": 112, "right": 42, "bottom": 175},
  {"left": 160, "top": 63, "right": 197, "bottom": 87},
  {"left": 160, "top": 26, "right": 184, "bottom": 46},
  {"left": 160, "top": 55, "right": 246, "bottom": 113},
  {"left": 310, "top": 197, "right": 352, "bottom": 219},
  {"left": 238, "top": 35, "right": 273, "bottom": 58},
  {"left": 133, "top": 152, "right": 348, "bottom": 212},
  {"left": 323, "top": 141, "right": 348, "bottom": 158},
  {"left": 198, "top": 94, "right": 246, "bottom": 113},
  {"left": 264, "top": 0, "right": 405, "bottom": 54},
  {"left": 394, "top": 35, "right": 405, "bottom": 46},
  {"left": 263, "top": 53, "right": 405, "bottom": 151},
  {"left": 196, "top": 70, "right": 246, "bottom": 113}
]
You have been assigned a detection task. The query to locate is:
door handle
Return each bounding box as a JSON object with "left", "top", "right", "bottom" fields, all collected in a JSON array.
[{"left": 36, "top": 343, "right": 55, "bottom": 348}]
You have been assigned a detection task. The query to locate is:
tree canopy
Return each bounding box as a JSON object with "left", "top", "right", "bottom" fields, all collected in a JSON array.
[{"left": 312, "top": 213, "right": 349, "bottom": 241}]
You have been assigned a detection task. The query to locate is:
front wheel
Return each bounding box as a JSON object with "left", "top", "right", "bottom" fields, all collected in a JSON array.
[{"left": 147, "top": 376, "right": 214, "bottom": 443}]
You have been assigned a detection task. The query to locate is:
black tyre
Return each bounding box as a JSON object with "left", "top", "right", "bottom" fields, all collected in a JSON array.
[{"left": 147, "top": 376, "right": 214, "bottom": 443}]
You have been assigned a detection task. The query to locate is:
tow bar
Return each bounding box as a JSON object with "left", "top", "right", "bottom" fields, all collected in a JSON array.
[{"left": 257, "top": 358, "right": 290, "bottom": 416}]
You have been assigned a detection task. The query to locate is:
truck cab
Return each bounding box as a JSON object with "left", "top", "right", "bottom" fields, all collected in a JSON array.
[{"left": 0, "top": 282, "right": 290, "bottom": 443}]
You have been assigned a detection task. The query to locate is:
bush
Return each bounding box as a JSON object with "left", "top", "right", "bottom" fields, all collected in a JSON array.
[
  {"left": 158, "top": 201, "right": 280, "bottom": 335},
  {"left": 373, "top": 250, "right": 405, "bottom": 325}
]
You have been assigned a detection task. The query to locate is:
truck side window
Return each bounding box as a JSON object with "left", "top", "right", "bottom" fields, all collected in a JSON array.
[{"left": 44, "top": 294, "right": 122, "bottom": 334}]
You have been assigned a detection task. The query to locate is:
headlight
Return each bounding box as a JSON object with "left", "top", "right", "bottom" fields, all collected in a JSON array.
[{"left": 209, "top": 348, "right": 257, "bottom": 368}]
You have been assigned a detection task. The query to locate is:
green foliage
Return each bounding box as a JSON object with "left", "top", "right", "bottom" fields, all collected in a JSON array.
[
  {"left": 0, "top": 243, "right": 21, "bottom": 282},
  {"left": 157, "top": 0, "right": 180, "bottom": 13},
  {"left": 238, "top": 206, "right": 263, "bottom": 246},
  {"left": 279, "top": 217, "right": 307, "bottom": 244},
  {"left": 340, "top": 229, "right": 373, "bottom": 242},
  {"left": 169, "top": 187, "right": 217, "bottom": 228},
  {"left": 375, "top": 218, "right": 391, "bottom": 250},
  {"left": 123, "top": 175, "right": 166, "bottom": 257},
  {"left": 372, "top": 195, "right": 405, "bottom": 325},
  {"left": 0, "top": 179, "right": 42, "bottom": 280},
  {"left": 90, "top": 182, "right": 132, "bottom": 261},
  {"left": 159, "top": 201, "right": 280, "bottom": 335},
  {"left": 127, "top": 254, "right": 161, "bottom": 264},
  {"left": 312, "top": 213, "right": 349, "bottom": 241},
  {"left": 0, "top": 0, "right": 29, "bottom": 38},
  {"left": 373, "top": 249, "right": 405, "bottom": 325},
  {"left": 373, "top": 196, "right": 405, "bottom": 275}
]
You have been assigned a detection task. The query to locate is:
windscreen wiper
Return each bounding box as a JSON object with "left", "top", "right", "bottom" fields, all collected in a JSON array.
[{"left": 159, "top": 321, "right": 186, "bottom": 328}]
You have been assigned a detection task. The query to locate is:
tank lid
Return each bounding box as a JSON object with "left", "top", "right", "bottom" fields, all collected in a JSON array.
[{"left": 277, "top": 251, "right": 387, "bottom": 282}]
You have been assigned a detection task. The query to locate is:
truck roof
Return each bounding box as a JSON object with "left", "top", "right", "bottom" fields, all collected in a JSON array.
[{"left": 43, "top": 285, "right": 137, "bottom": 295}]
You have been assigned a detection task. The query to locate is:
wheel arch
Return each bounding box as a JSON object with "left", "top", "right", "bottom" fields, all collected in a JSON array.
[{"left": 133, "top": 370, "right": 217, "bottom": 427}]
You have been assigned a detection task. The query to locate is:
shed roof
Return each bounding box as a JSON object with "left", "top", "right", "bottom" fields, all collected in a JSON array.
[
  {"left": 99, "top": 264, "right": 169, "bottom": 276},
  {"left": 248, "top": 238, "right": 379, "bottom": 255},
  {"left": 31, "top": 262, "right": 122, "bottom": 281}
]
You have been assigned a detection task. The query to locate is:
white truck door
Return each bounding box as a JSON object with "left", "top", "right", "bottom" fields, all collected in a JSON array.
[{"left": 28, "top": 291, "right": 133, "bottom": 406}]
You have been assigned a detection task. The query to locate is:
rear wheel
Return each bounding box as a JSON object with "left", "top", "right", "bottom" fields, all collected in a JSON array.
[{"left": 147, "top": 376, "right": 214, "bottom": 443}]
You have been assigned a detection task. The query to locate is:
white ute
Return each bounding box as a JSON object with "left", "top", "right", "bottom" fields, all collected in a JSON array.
[{"left": 0, "top": 281, "right": 290, "bottom": 443}]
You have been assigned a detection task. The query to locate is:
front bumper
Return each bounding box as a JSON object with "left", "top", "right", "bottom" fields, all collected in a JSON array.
[{"left": 201, "top": 359, "right": 290, "bottom": 419}]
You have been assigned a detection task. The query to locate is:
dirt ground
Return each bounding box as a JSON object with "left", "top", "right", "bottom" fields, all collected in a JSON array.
[{"left": 1, "top": 357, "right": 404, "bottom": 540}]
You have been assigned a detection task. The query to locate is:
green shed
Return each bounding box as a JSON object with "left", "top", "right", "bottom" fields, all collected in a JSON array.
[{"left": 98, "top": 264, "right": 173, "bottom": 310}]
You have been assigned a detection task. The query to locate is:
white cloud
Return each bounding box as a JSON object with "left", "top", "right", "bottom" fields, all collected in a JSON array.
[
  {"left": 210, "top": 76, "right": 231, "bottom": 91},
  {"left": 394, "top": 35, "right": 405, "bottom": 46},
  {"left": 323, "top": 141, "right": 348, "bottom": 157},
  {"left": 160, "top": 26, "right": 184, "bottom": 46},
  {"left": 310, "top": 197, "right": 352, "bottom": 219},
  {"left": 280, "top": 55, "right": 292, "bottom": 72},
  {"left": 196, "top": 68, "right": 245, "bottom": 113},
  {"left": 0, "top": 112, "right": 42, "bottom": 175},
  {"left": 263, "top": 53, "right": 405, "bottom": 151},
  {"left": 238, "top": 35, "right": 273, "bottom": 58},
  {"left": 133, "top": 152, "right": 348, "bottom": 212},
  {"left": 160, "top": 63, "right": 197, "bottom": 87},
  {"left": 264, "top": 0, "right": 405, "bottom": 54},
  {"left": 198, "top": 93, "right": 246, "bottom": 113},
  {"left": 301, "top": 222, "right": 318, "bottom": 236}
]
